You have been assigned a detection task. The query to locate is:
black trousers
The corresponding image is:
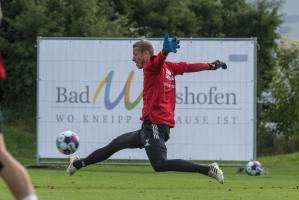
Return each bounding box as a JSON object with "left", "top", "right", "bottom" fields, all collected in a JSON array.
[{"left": 79, "top": 121, "right": 209, "bottom": 175}]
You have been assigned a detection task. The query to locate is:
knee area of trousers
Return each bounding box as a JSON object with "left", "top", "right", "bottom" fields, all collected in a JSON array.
[{"left": 152, "top": 162, "right": 166, "bottom": 172}]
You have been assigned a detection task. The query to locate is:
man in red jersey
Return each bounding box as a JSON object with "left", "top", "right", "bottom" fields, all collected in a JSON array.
[{"left": 67, "top": 34, "right": 226, "bottom": 184}]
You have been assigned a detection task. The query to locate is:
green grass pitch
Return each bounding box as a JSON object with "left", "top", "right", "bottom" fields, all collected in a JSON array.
[{"left": 1, "top": 153, "right": 299, "bottom": 200}]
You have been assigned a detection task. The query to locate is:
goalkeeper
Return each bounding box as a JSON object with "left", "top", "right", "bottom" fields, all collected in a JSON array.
[{"left": 67, "top": 34, "right": 227, "bottom": 184}]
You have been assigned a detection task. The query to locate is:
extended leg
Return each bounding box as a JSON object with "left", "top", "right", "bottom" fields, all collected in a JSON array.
[
  {"left": 82, "top": 130, "right": 143, "bottom": 166},
  {"left": 67, "top": 130, "right": 143, "bottom": 174}
]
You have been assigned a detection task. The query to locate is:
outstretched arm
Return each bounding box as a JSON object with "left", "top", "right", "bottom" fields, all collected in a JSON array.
[{"left": 172, "top": 60, "right": 227, "bottom": 75}]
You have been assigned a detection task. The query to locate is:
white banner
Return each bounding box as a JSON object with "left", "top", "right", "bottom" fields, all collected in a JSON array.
[{"left": 37, "top": 38, "right": 256, "bottom": 161}]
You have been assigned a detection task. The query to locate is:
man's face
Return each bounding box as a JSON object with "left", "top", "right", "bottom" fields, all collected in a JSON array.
[{"left": 132, "top": 47, "right": 149, "bottom": 69}]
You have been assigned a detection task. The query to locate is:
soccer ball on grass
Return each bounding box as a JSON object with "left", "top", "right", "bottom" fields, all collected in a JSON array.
[{"left": 245, "top": 160, "right": 262, "bottom": 176}]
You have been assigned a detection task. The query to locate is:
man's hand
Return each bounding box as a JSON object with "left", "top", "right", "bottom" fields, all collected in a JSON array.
[
  {"left": 162, "top": 33, "right": 180, "bottom": 55},
  {"left": 208, "top": 60, "right": 227, "bottom": 70}
]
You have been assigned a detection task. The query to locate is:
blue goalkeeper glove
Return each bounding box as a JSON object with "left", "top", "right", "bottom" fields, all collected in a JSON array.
[
  {"left": 162, "top": 33, "right": 180, "bottom": 54},
  {"left": 208, "top": 60, "right": 227, "bottom": 70}
]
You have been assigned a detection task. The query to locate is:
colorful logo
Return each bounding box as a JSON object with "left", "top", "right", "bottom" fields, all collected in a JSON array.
[{"left": 92, "top": 70, "right": 143, "bottom": 110}]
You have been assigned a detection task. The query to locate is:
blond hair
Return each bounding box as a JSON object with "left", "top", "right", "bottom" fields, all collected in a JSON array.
[{"left": 133, "top": 39, "right": 154, "bottom": 56}]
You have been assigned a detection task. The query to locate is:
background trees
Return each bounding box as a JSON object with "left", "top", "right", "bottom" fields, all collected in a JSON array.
[
  {"left": 263, "top": 38, "right": 299, "bottom": 154},
  {"left": 1, "top": 0, "right": 296, "bottom": 155}
]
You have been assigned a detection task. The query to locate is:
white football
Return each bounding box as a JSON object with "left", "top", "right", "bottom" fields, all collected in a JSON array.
[
  {"left": 245, "top": 160, "right": 262, "bottom": 176},
  {"left": 56, "top": 130, "right": 80, "bottom": 155}
]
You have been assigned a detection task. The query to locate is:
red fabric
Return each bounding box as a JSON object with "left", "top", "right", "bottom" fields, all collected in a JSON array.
[
  {"left": 0, "top": 52, "right": 6, "bottom": 80},
  {"left": 141, "top": 52, "right": 210, "bottom": 127}
]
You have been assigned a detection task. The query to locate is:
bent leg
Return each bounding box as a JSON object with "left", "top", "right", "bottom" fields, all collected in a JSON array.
[
  {"left": 0, "top": 135, "right": 37, "bottom": 200},
  {"left": 143, "top": 122, "right": 209, "bottom": 175},
  {"left": 74, "top": 130, "right": 143, "bottom": 169},
  {"left": 145, "top": 140, "right": 209, "bottom": 175}
]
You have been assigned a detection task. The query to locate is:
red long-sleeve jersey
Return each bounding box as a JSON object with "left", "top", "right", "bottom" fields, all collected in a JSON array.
[
  {"left": 0, "top": 52, "right": 6, "bottom": 80},
  {"left": 141, "top": 52, "right": 210, "bottom": 127}
]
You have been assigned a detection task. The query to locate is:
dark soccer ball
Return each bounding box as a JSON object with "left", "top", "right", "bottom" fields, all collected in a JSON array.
[{"left": 56, "top": 131, "right": 79, "bottom": 155}]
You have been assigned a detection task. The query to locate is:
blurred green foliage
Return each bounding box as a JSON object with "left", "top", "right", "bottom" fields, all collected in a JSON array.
[{"left": 2, "top": 0, "right": 297, "bottom": 155}]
